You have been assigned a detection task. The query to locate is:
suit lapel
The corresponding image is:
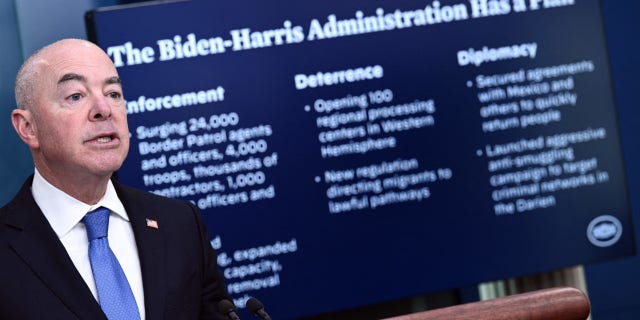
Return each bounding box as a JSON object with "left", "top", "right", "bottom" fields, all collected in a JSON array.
[
  {"left": 115, "top": 181, "right": 167, "bottom": 320},
  {"left": 5, "top": 178, "right": 106, "bottom": 319}
]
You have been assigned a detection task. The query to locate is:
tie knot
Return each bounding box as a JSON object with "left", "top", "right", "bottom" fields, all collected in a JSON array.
[{"left": 82, "top": 207, "right": 111, "bottom": 241}]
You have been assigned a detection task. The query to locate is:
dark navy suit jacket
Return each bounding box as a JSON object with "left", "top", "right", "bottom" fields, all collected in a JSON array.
[{"left": 0, "top": 176, "right": 230, "bottom": 319}]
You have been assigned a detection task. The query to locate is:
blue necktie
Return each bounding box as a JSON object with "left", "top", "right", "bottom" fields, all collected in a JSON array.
[{"left": 83, "top": 207, "right": 141, "bottom": 320}]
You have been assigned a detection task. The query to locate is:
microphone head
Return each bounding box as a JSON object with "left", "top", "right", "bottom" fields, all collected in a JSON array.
[
  {"left": 246, "top": 297, "right": 265, "bottom": 313},
  {"left": 218, "top": 299, "right": 238, "bottom": 314}
]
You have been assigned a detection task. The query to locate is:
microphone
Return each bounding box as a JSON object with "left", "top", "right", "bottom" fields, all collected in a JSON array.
[
  {"left": 246, "top": 297, "right": 272, "bottom": 320},
  {"left": 218, "top": 299, "right": 241, "bottom": 320}
]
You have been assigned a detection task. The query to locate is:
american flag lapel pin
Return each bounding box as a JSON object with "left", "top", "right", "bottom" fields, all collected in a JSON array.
[{"left": 146, "top": 218, "right": 159, "bottom": 229}]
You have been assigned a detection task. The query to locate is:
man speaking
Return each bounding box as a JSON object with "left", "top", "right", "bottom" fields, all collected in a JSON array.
[{"left": 0, "top": 38, "right": 231, "bottom": 319}]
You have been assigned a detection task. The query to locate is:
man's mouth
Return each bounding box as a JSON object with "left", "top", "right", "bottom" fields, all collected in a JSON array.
[
  {"left": 89, "top": 134, "right": 117, "bottom": 144},
  {"left": 96, "top": 136, "right": 113, "bottom": 143}
]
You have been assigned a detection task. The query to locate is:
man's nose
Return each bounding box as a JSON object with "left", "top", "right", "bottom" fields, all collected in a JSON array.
[{"left": 89, "top": 94, "right": 112, "bottom": 120}]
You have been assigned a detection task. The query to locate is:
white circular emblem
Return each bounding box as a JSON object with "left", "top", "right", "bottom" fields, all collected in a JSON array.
[{"left": 587, "top": 215, "right": 622, "bottom": 247}]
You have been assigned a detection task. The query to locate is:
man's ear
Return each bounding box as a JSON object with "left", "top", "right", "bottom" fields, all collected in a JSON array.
[{"left": 11, "top": 108, "right": 39, "bottom": 149}]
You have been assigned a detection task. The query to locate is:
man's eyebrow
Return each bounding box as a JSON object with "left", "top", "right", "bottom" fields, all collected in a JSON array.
[
  {"left": 105, "top": 76, "right": 121, "bottom": 85},
  {"left": 58, "top": 73, "right": 86, "bottom": 84},
  {"left": 57, "top": 74, "right": 121, "bottom": 86}
]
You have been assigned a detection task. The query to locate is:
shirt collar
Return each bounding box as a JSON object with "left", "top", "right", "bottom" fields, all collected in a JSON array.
[{"left": 32, "top": 168, "right": 129, "bottom": 239}]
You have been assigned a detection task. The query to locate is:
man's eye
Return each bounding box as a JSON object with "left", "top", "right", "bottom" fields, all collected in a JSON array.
[
  {"left": 69, "top": 93, "right": 82, "bottom": 101},
  {"left": 109, "top": 92, "right": 122, "bottom": 99}
]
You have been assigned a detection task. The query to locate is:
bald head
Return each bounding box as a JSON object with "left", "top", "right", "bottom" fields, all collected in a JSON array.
[{"left": 14, "top": 39, "right": 114, "bottom": 111}]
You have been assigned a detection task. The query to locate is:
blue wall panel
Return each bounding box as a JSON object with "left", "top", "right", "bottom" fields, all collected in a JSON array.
[{"left": 584, "top": 2, "right": 640, "bottom": 319}]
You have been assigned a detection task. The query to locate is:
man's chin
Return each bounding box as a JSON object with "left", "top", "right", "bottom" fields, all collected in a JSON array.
[{"left": 87, "top": 160, "right": 126, "bottom": 177}]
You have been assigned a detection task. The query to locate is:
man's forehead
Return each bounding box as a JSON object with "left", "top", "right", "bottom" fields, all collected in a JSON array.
[{"left": 42, "top": 55, "right": 121, "bottom": 87}]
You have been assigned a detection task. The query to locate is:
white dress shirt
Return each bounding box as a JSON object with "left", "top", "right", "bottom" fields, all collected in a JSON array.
[{"left": 31, "top": 169, "right": 146, "bottom": 319}]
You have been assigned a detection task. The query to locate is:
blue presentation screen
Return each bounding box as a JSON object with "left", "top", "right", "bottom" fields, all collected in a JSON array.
[{"left": 87, "top": 0, "right": 634, "bottom": 318}]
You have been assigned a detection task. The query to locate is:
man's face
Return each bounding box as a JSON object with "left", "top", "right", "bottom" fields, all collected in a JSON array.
[{"left": 28, "top": 41, "right": 130, "bottom": 181}]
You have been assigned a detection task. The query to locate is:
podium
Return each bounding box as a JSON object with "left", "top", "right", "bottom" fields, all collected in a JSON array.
[{"left": 382, "top": 287, "right": 590, "bottom": 320}]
